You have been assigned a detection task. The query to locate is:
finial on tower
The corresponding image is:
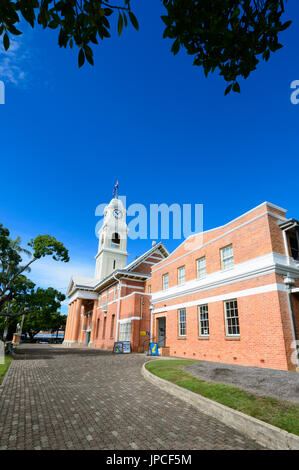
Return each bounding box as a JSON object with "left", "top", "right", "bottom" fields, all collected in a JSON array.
[{"left": 113, "top": 180, "right": 119, "bottom": 199}]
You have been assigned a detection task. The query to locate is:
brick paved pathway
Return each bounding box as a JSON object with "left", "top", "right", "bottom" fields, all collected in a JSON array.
[{"left": 0, "top": 344, "right": 264, "bottom": 450}]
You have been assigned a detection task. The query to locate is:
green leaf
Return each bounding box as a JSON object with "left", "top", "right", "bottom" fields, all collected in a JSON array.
[
  {"left": 232, "top": 82, "right": 240, "bottom": 93},
  {"left": 8, "top": 25, "right": 22, "bottom": 36},
  {"left": 171, "top": 38, "right": 180, "bottom": 56},
  {"left": 84, "top": 45, "right": 94, "bottom": 65},
  {"left": 3, "top": 33, "right": 9, "bottom": 51},
  {"left": 129, "top": 11, "right": 139, "bottom": 31},
  {"left": 78, "top": 48, "right": 85, "bottom": 68},
  {"left": 224, "top": 84, "right": 233, "bottom": 95},
  {"left": 281, "top": 20, "right": 292, "bottom": 31},
  {"left": 118, "top": 12, "right": 123, "bottom": 36}
]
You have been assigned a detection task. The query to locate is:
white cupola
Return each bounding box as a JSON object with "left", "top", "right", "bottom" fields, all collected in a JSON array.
[{"left": 95, "top": 197, "right": 128, "bottom": 281}]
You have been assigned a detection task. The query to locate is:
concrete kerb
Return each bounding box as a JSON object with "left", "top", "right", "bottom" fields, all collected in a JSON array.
[{"left": 141, "top": 361, "right": 299, "bottom": 450}]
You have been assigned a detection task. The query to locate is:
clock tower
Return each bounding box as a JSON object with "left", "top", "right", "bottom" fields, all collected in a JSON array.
[{"left": 95, "top": 196, "right": 128, "bottom": 281}]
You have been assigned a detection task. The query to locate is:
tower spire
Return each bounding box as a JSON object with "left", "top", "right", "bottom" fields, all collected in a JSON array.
[{"left": 113, "top": 180, "right": 119, "bottom": 199}]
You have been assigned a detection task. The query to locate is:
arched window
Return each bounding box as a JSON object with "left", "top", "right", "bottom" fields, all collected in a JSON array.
[{"left": 111, "top": 232, "right": 120, "bottom": 248}]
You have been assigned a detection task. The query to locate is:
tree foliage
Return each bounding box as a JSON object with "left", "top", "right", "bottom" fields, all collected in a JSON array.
[
  {"left": 0, "top": 223, "right": 69, "bottom": 310},
  {"left": 22, "top": 288, "right": 66, "bottom": 340},
  {"left": 0, "top": 0, "right": 139, "bottom": 67},
  {"left": 0, "top": 1, "right": 292, "bottom": 93},
  {"left": 162, "top": 0, "right": 291, "bottom": 93}
]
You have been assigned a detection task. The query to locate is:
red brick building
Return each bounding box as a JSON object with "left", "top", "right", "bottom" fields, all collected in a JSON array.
[
  {"left": 151, "top": 202, "right": 299, "bottom": 371},
  {"left": 63, "top": 196, "right": 169, "bottom": 352},
  {"left": 64, "top": 199, "right": 299, "bottom": 371}
]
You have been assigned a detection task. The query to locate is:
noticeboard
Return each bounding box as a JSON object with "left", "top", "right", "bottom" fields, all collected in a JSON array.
[
  {"left": 122, "top": 341, "right": 131, "bottom": 354},
  {"left": 113, "top": 341, "right": 131, "bottom": 354},
  {"left": 113, "top": 342, "right": 123, "bottom": 354}
]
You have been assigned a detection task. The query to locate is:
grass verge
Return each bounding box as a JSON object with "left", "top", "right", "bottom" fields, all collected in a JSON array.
[
  {"left": 145, "top": 359, "right": 299, "bottom": 436},
  {"left": 0, "top": 354, "right": 13, "bottom": 385}
]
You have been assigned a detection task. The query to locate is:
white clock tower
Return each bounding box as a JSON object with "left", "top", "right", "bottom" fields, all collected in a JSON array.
[{"left": 95, "top": 196, "right": 128, "bottom": 281}]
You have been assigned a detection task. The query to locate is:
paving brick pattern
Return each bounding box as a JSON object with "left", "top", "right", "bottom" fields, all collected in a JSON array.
[{"left": 0, "top": 345, "right": 264, "bottom": 450}]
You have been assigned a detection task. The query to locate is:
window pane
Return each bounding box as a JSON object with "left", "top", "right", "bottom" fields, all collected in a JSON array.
[
  {"left": 221, "top": 245, "right": 234, "bottom": 270},
  {"left": 178, "top": 267, "right": 185, "bottom": 285},
  {"left": 198, "top": 305, "right": 209, "bottom": 336},
  {"left": 225, "top": 300, "right": 240, "bottom": 336},
  {"left": 178, "top": 308, "right": 186, "bottom": 336},
  {"left": 197, "top": 257, "right": 206, "bottom": 278},
  {"left": 162, "top": 274, "right": 169, "bottom": 290}
]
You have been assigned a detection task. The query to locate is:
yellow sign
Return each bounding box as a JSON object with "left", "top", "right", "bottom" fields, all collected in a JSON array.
[{"left": 140, "top": 331, "right": 146, "bottom": 336}]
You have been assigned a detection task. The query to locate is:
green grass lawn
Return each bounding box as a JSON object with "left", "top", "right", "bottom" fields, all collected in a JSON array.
[
  {"left": 145, "top": 359, "right": 299, "bottom": 436},
  {"left": 0, "top": 354, "right": 12, "bottom": 385}
]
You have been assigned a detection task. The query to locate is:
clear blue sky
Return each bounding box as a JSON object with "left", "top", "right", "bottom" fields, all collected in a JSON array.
[{"left": 0, "top": 2, "right": 299, "bottom": 313}]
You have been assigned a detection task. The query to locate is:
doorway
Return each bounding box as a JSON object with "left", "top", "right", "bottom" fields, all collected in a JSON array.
[
  {"left": 158, "top": 317, "right": 166, "bottom": 347},
  {"left": 85, "top": 330, "right": 90, "bottom": 346}
]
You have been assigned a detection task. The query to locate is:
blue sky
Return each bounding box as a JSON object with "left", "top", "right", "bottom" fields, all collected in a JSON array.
[{"left": 0, "top": 2, "right": 299, "bottom": 314}]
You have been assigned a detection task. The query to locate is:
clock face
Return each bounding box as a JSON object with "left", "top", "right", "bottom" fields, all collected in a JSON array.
[{"left": 113, "top": 209, "right": 122, "bottom": 219}]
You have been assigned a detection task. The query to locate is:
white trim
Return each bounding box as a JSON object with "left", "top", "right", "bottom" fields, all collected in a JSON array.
[
  {"left": 152, "top": 210, "right": 287, "bottom": 273},
  {"left": 153, "top": 283, "right": 286, "bottom": 314},
  {"left": 291, "top": 287, "right": 299, "bottom": 294},
  {"left": 121, "top": 284, "right": 144, "bottom": 290},
  {"left": 152, "top": 252, "right": 299, "bottom": 305},
  {"left": 118, "top": 277, "right": 145, "bottom": 283},
  {"left": 97, "top": 290, "right": 151, "bottom": 309},
  {"left": 118, "top": 316, "right": 141, "bottom": 323},
  {"left": 68, "top": 290, "right": 98, "bottom": 303}
]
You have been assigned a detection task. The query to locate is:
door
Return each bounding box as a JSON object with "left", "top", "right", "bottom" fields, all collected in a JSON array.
[
  {"left": 85, "top": 331, "right": 90, "bottom": 346},
  {"left": 158, "top": 317, "right": 166, "bottom": 347}
]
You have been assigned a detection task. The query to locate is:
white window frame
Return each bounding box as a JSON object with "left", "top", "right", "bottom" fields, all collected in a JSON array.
[
  {"left": 177, "top": 266, "right": 185, "bottom": 285},
  {"left": 178, "top": 308, "right": 186, "bottom": 337},
  {"left": 162, "top": 273, "right": 169, "bottom": 291},
  {"left": 198, "top": 304, "right": 209, "bottom": 337},
  {"left": 221, "top": 244, "right": 234, "bottom": 270},
  {"left": 224, "top": 299, "right": 240, "bottom": 337},
  {"left": 118, "top": 321, "right": 131, "bottom": 342},
  {"left": 113, "top": 285, "right": 117, "bottom": 300},
  {"left": 197, "top": 256, "right": 206, "bottom": 279}
]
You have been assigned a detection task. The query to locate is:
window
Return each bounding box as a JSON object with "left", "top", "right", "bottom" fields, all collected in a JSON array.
[
  {"left": 198, "top": 305, "right": 209, "bottom": 336},
  {"left": 224, "top": 300, "right": 240, "bottom": 336},
  {"left": 289, "top": 232, "right": 299, "bottom": 260},
  {"left": 110, "top": 314, "right": 115, "bottom": 338},
  {"left": 221, "top": 244, "right": 234, "bottom": 270},
  {"left": 102, "top": 316, "right": 107, "bottom": 339},
  {"left": 111, "top": 232, "right": 120, "bottom": 248},
  {"left": 113, "top": 260, "right": 116, "bottom": 270},
  {"left": 197, "top": 256, "right": 206, "bottom": 279},
  {"left": 96, "top": 318, "right": 100, "bottom": 338},
  {"left": 162, "top": 273, "right": 169, "bottom": 290},
  {"left": 177, "top": 266, "right": 185, "bottom": 285},
  {"left": 148, "top": 285, "right": 152, "bottom": 294},
  {"left": 119, "top": 321, "right": 131, "bottom": 342},
  {"left": 178, "top": 308, "right": 186, "bottom": 337}
]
